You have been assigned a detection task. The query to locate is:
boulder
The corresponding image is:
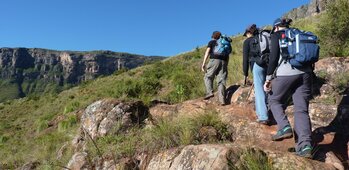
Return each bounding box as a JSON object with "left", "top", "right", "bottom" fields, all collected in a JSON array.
[
  {"left": 80, "top": 99, "right": 148, "bottom": 139},
  {"left": 309, "top": 103, "right": 337, "bottom": 129},
  {"left": 146, "top": 148, "right": 181, "bottom": 170},
  {"left": 66, "top": 152, "right": 91, "bottom": 170},
  {"left": 67, "top": 99, "right": 149, "bottom": 169},
  {"left": 148, "top": 144, "right": 232, "bottom": 170},
  {"left": 325, "top": 151, "right": 345, "bottom": 170},
  {"left": 230, "top": 86, "right": 254, "bottom": 104}
]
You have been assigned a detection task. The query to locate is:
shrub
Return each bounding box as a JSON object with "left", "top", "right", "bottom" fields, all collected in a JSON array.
[
  {"left": 63, "top": 101, "right": 80, "bottom": 114},
  {"left": 229, "top": 148, "right": 273, "bottom": 170},
  {"left": 0, "top": 135, "right": 9, "bottom": 144},
  {"left": 318, "top": 0, "right": 349, "bottom": 57},
  {"left": 57, "top": 115, "right": 78, "bottom": 132},
  {"left": 333, "top": 72, "right": 349, "bottom": 92},
  {"left": 35, "top": 119, "right": 49, "bottom": 133}
]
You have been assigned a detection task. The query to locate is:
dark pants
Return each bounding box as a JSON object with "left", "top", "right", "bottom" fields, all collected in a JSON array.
[{"left": 269, "top": 73, "right": 312, "bottom": 151}]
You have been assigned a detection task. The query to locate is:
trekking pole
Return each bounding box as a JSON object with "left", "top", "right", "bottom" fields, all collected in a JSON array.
[{"left": 244, "top": 76, "right": 247, "bottom": 87}]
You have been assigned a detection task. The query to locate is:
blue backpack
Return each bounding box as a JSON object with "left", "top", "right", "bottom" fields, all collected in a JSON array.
[
  {"left": 280, "top": 28, "right": 320, "bottom": 67},
  {"left": 213, "top": 35, "right": 232, "bottom": 56}
]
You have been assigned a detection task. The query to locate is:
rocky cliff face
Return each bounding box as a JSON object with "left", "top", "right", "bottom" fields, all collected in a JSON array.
[
  {"left": 283, "top": 0, "right": 329, "bottom": 20},
  {"left": 0, "top": 48, "right": 164, "bottom": 101}
]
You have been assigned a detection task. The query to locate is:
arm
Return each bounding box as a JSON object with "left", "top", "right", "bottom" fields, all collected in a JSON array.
[
  {"left": 264, "top": 33, "right": 280, "bottom": 92},
  {"left": 201, "top": 47, "right": 211, "bottom": 72},
  {"left": 266, "top": 33, "right": 280, "bottom": 80},
  {"left": 242, "top": 39, "right": 250, "bottom": 77}
]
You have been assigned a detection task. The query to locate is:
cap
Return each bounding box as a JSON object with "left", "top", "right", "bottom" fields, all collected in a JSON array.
[
  {"left": 272, "top": 18, "right": 292, "bottom": 33},
  {"left": 271, "top": 18, "right": 283, "bottom": 33},
  {"left": 273, "top": 18, "right": 283, "bottom": 27},
  {"left": 243, "top": 24, "right": 257, "bottom": 36}
]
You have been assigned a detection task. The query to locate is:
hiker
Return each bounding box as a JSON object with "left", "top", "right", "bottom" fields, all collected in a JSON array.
[
  {"left": 242, "top": 24, "right": 270, "bottom": 125},
  {"left": 201, "top": 31, "right": 232, "bottom": 105},
  {"left": 264, "top": 18, "right": 315, "bottom": 158}
]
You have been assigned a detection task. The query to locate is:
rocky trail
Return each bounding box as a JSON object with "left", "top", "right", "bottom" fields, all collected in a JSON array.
[{"left": 62, "top": 57, "right": 349, "bottom": 170}]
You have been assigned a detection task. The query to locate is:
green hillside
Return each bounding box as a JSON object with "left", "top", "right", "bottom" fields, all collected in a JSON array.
[
  {"left": 0, "top": 34, "right": 245, "bottom": 169},
  {"left": 1, "top": 0, "right": 348, "bottom": 167}
]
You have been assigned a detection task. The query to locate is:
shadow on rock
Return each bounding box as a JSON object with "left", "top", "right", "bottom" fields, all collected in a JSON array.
[
  {"left": 312, "top": 86, "right": 349, "bottom": 169},
  {"left": 225, "top": 84, "right": 240, "bottom": 104}
]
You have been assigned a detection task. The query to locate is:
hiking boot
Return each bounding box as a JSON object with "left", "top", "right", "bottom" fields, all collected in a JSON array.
[
  {"left": 204, "top": 94, "right": 214, "bottom": 100},
  {"left": 271, "top": 125, "right": 293, "bottom": 141},
  {"left": 296, "top": 145, "right": 312, "bottom": 159}
]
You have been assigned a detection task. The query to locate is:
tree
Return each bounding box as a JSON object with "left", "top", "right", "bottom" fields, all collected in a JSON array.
[{"left": 318, "top": 0, "right": 349, "bottom": 57}]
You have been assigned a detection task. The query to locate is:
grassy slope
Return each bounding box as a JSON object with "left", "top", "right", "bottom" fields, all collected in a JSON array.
[
  {"left": 0, "top": 15, "right": 325, "bottom": 168},
  {"left": 0, "top": 36, "right": 244, "bottom": 167}
]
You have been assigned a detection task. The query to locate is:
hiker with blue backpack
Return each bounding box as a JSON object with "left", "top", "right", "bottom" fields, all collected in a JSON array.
[
  {"left": 264, "top": 18, "right": 319, "bottom": 158},
  {"left": 201, "top": 31, "right": 232, "bottom": 105},
  {"left": 242, "top": 24, "right": 270, "bottom": 125}
]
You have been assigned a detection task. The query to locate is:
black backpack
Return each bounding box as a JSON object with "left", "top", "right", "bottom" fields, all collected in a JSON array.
[{"left": 250, "top": 29, "right": 271, "bottom": 67}]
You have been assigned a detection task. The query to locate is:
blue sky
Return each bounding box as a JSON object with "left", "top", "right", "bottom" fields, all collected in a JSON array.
[{"left": 0, "top": 0, "right": 309, "bottom": 56}]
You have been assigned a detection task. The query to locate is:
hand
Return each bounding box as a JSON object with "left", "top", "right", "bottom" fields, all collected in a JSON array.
[
  {"left": 201, "top": 64, "right": 206, "bottom": 72},
  {"left": 264, "top": 80, "right": 272, "bottom": 92}
]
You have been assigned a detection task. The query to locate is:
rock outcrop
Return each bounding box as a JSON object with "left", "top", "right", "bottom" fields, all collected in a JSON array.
[
  {"left": 283, "top": 0, "right": 329, "bottom": 20},
  {"left": 0, "top": 48, "right": 163, "bottom": 102},
  {"left": 80, "top": 99, "right": 149, "bottom": 139},
  {"left": 66, "top": 95, "right": 347, "bottom": 169}
]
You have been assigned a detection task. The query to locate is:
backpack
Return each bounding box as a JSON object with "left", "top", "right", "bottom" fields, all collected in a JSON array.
[
  {"left": 279, "top": 28, "right": 319, "bottom": 67},
  {"left": 213, "top": 35, "right": 232, "bottom": 56},
  {"left": 250, "top": 29, "right": 271, "bottom": 67}
]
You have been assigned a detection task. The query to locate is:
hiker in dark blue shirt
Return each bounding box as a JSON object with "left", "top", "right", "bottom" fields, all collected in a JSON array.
[
  {"left": 242, "top": 24, "right": 269, "bottom": 125},
  {"left": 264, "top": 18, "right": 313, "bottom": 158},
  {"left": 201, "top": 31, "right": 231, "bottom": 105}
]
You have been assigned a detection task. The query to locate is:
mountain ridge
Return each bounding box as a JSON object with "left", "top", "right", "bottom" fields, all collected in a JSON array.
[
  {"left": 0, "top": 47, "right": 164, "bottom": 102},
  {"left": 283, "top": 0, "right": 329, "bottom": 20}
]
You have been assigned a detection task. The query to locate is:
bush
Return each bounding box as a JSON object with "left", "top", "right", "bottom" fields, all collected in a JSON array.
[
  {"left": 229, "top": 148, "right": 273, "bottom": 170},
  {"left": 63, "top": 101, "right": 80, "bottom": 114},
  {"left": 318, "top": 0, "right": 349, "bottom": 57},
  {"left": 58, "top": 115, "right": 78, "bottom": 132},
  {"left": 333, "top": 72, "right": 349, "bottom": 92}
]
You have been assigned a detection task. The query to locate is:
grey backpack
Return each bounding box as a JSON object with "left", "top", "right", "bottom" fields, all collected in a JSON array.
[
  {"left": 252, "top": 29, "right": 271, "bottom": 66},
  {"left": 258, "top": 30, "right": 271, "bottom": 54}
]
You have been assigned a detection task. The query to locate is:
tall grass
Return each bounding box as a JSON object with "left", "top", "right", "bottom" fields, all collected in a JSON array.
[
  {"left": 88, "top": 111, "right": 232, "bottom": 161},
  {"left": 229, "top": 148, "right": 273, "bottom": 170}
]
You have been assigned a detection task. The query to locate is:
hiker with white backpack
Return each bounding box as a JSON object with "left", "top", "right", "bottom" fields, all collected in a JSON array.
[
  {"left": 242, "top": 24, "right": 271, "bottom": 125},
  {"left": 202, "top": 31, "right": 232, "bottom": 105},
  {"left": 264, "top": 18, "right": 319, "bottom": 158}
]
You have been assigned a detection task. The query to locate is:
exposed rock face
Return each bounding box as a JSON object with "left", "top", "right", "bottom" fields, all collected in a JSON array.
[
  {"left": 283, "top": 0, "right": 329, "bottom": 20},
  {"left": 314, "top": 57, "right": 349, "bottom": 85},
  {"left": 80, "top": 99, "right": 149, "bottom": 139},
  {"left": 146, "top": 144, "right": 336, "bottom": 170},
  {"left": 66, "top": 152, "right": 91, "bottom": 170},
  {"left": 147, "top": 144, "right": 232, "bottom": 170},
  {"left": 0, "top": 48, "right": 163, "bottom": 101},
  {"left": 67, "top": 99, "right": 150, "bottom": 168}
]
